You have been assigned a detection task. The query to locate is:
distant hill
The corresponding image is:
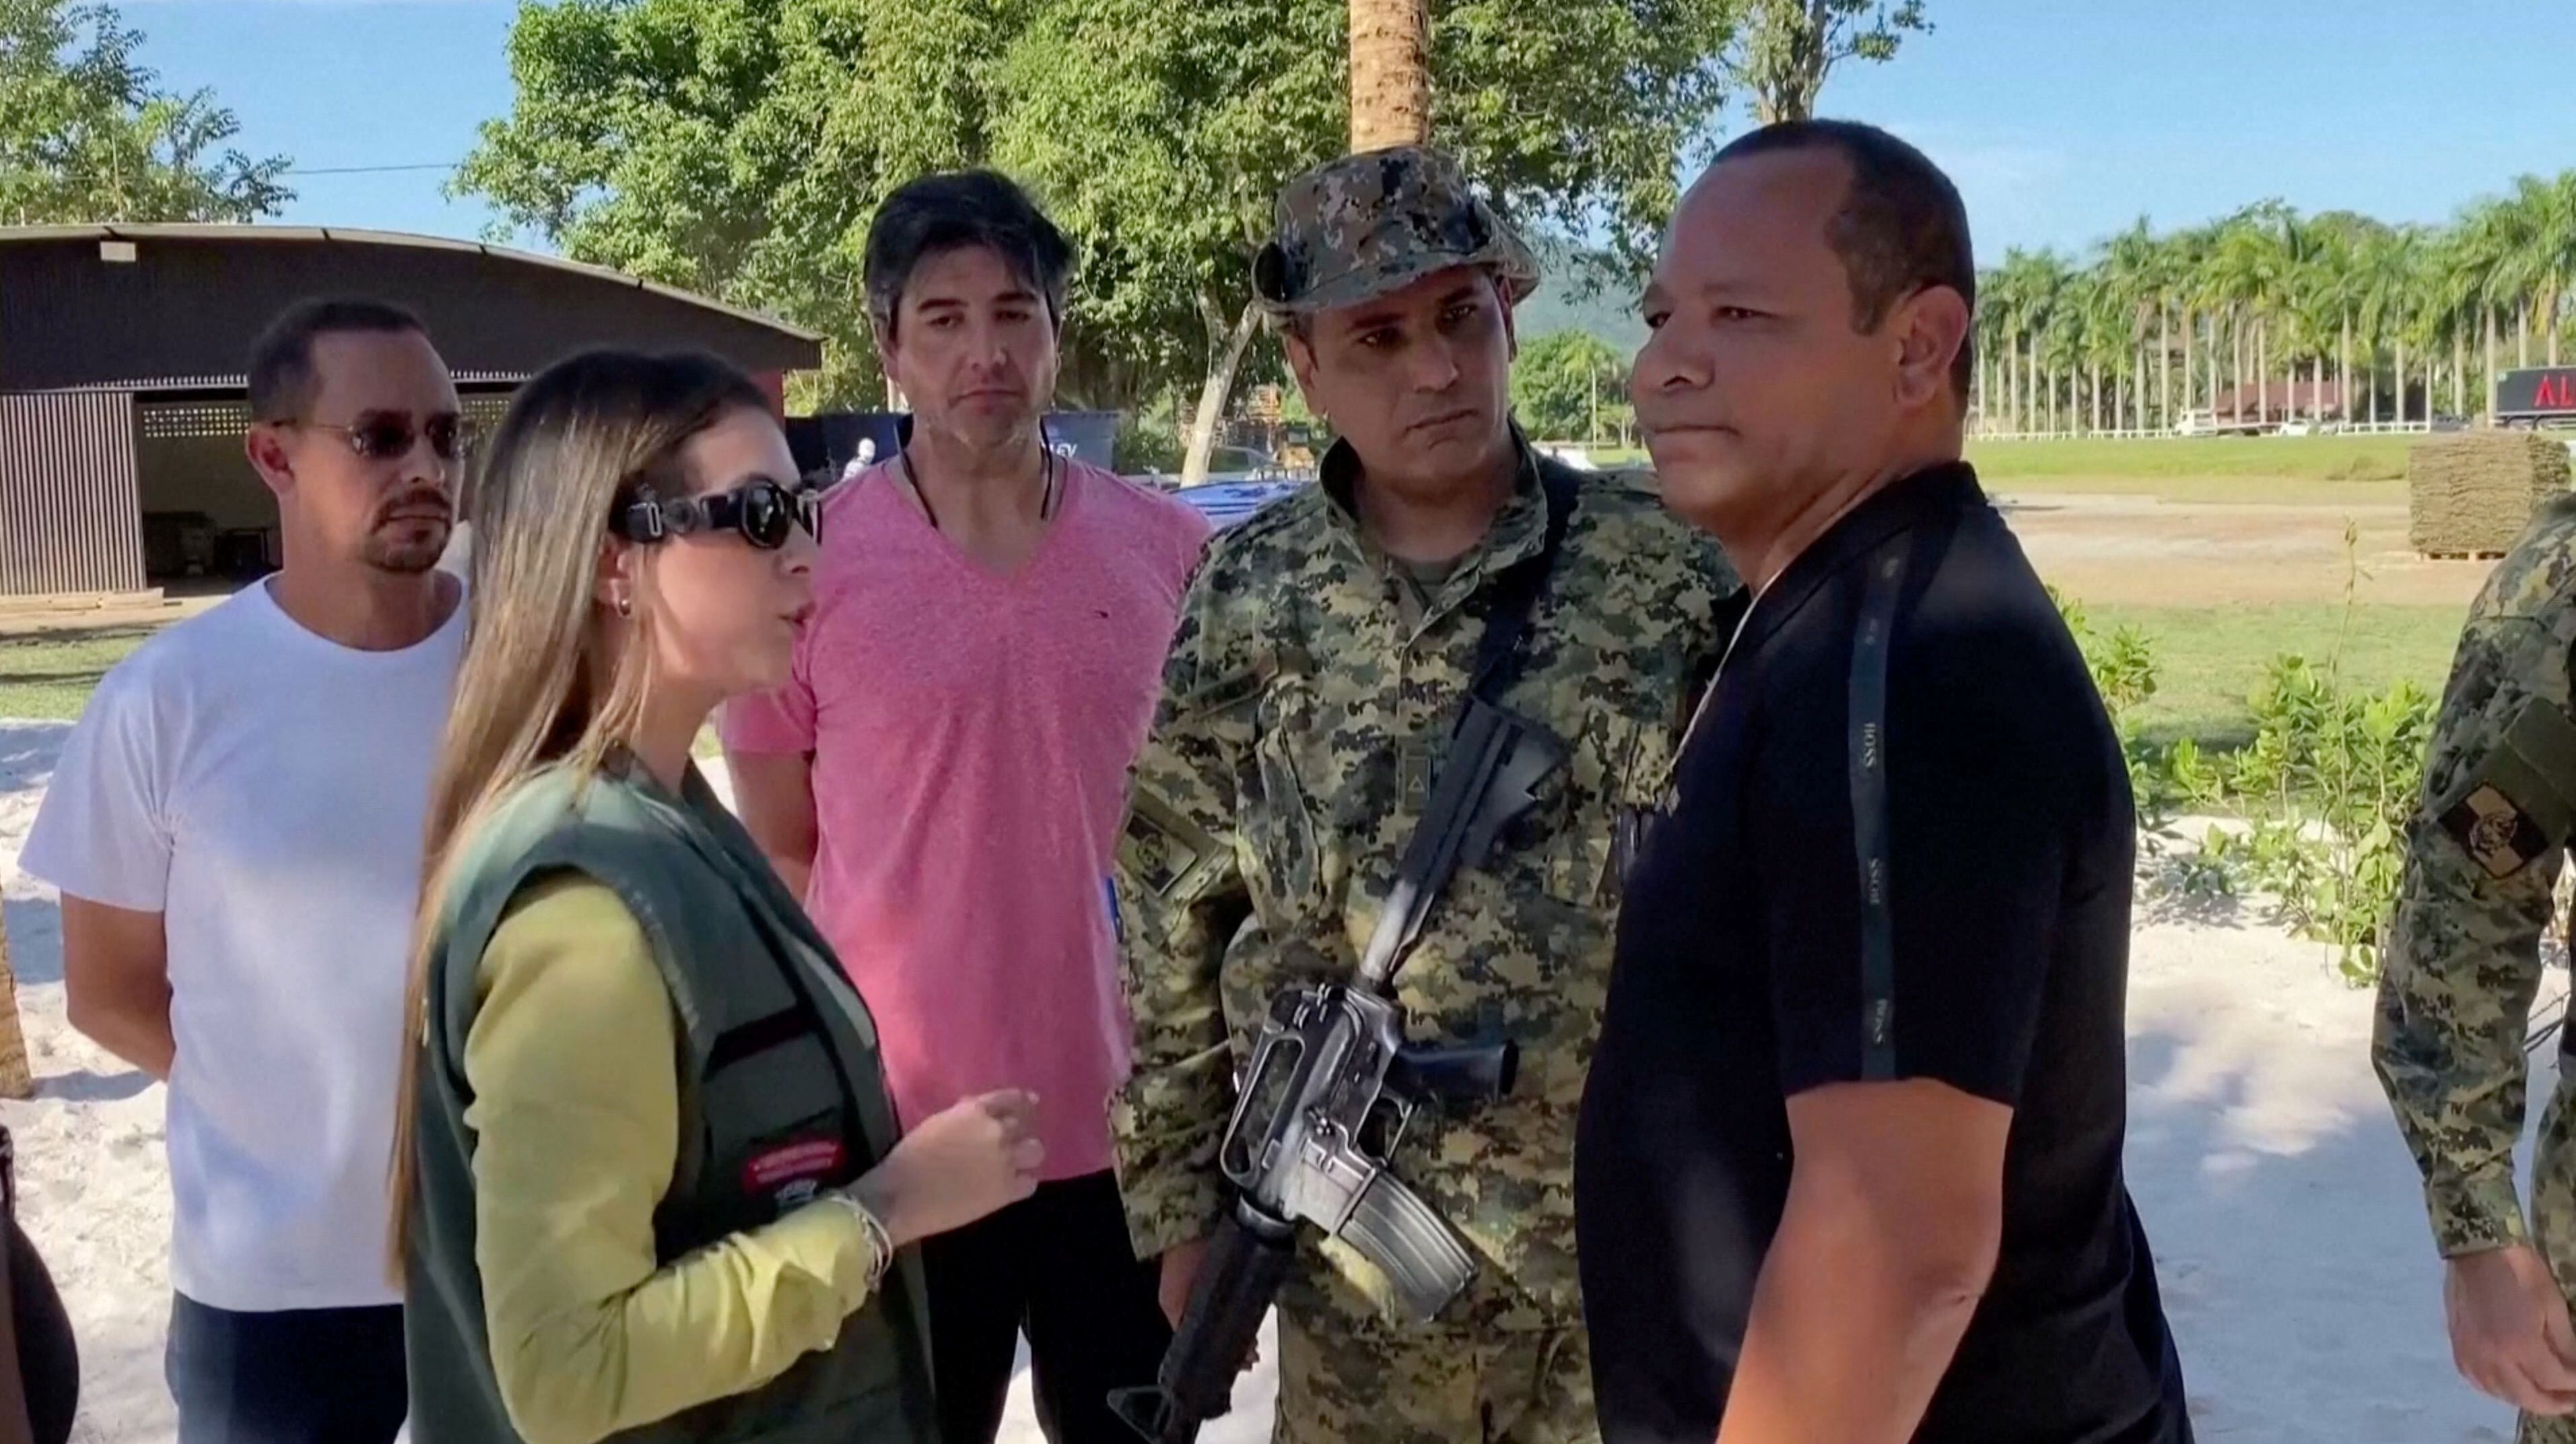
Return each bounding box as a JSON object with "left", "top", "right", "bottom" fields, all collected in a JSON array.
[{"left": 1518, "top": 235, "right": 1648, "bottom": 354}]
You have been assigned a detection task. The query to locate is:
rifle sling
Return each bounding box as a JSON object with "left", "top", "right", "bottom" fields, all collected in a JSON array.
[{"left": 1375, "top": 463, "right": 1578, "bottom": 989}]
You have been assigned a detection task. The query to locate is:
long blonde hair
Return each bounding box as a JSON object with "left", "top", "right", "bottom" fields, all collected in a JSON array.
[{"left": 387, "top": 350, "right": 770, "bottom": 1273}]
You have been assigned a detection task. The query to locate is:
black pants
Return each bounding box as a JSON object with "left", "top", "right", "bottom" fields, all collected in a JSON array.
[
  {"left": 9, "top": 1217, "right": 75, "bottom": 1444},
  {"left": 920, "top": 1169, "right": 1173, "bottom": 1444},
  {"left": 164, "top": 1294, "right": 405, "bottom": 1444}
]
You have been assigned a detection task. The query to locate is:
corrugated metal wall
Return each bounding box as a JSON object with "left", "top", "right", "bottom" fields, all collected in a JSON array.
[{"left": 0, "top": 391, "right": 143, "bottom": 596}]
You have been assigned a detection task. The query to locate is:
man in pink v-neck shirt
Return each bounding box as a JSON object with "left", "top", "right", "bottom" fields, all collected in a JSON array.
[{"left": 723, "top": 170, "right": 1209, "bottom": 1444}]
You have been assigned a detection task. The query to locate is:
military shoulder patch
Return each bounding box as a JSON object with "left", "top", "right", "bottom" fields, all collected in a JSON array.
[
  {"left": 1120, "top": 789, "right": 1229, "bottom": 902},
  {"left": 2441, "top": 783, "right": 2552, "bottom": 879}
]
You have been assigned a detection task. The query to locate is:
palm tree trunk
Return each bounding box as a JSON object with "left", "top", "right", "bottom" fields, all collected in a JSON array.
[
  {"left": 2339, "top": 315, "right": 2351, "bottom": 424},
  {"left": 2021, "top": 339, "right": 2032, "bottom": 434},
  {"left": 2488, "top": 307, "right": 2501, "bottom": 421},
  {"left": 2005, "top": 338, "right": 2017, "bottom": 432},
  {"left": 1349, "top": 0, "right": 1431, "bottom": 150},
  {"left": 2257, "top": 317, "right": 2270, "bottom": 428},
  {"left": 2159, "top": 306, "right": 2173, "bottom": 429},
  {"left": 2456, "top": 328, "right": 2468, "bottom": 418},
  {"left": 2233, "top": 310, "right": 2247, "bottom": 421},
  {"left": 2186, "top": 309, "right": 2200, "bottom": 416},
  {"left": 2218, "top": 310, "right": 2229, "bottom": 413},
  {"left": 2519, "top": 298, "right": 2532, "bottom": 369},
  {"left": 2017, "top": 338, "right": 2028, "bottom": 432}
]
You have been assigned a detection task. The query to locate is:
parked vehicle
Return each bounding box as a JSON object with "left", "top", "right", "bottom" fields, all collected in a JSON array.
[{"left": 1165, "top": 478, "right": 1307, "bottom": 531}]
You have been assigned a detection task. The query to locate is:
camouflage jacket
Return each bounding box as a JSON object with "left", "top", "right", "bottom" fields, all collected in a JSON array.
[
  {"left": 2377, "top": 492, "right": 2576, "bottom": 1257},
  {"left": 1110, "top": 436, "right": 1732, "bottom": 1331}
]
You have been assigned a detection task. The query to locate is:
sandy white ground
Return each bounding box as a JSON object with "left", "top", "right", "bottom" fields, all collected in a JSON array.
[{"left": 0, "top": 718, "right": 2528, "bottom": 1442}]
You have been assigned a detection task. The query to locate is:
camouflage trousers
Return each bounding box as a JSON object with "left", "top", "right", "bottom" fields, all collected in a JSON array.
[
  {"left": 1270, "top": 1307, "right": 1595, "bottom": 1444},
  {"left": 2524, "top": 1075, "right": 2576, "bottom": 1443}
]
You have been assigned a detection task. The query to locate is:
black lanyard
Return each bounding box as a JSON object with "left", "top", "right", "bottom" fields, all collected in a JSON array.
[{"left": 898, "top": 445, "right": 1058, "bottom": 532}]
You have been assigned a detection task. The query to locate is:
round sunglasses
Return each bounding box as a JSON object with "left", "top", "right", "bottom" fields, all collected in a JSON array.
[{"left": 613, "top": 480, "right": 821, "bottom": 551}]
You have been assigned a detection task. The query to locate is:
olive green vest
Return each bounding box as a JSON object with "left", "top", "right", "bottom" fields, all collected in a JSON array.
[{"left": 404, "top": 758, "right": 939, "bottom": 1444}]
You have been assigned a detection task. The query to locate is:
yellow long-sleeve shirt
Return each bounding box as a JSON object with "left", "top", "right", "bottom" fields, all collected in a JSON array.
[{"left": 464, "top": 876, "right": 886, "bottom": 1444}]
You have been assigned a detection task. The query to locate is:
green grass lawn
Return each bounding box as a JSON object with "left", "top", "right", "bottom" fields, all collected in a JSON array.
[
  {"left": 0, "top": 627, "right": 155, "bottom": 721},
  {"left": 1596, "top": 434, "right": 2426, "bottom": 505},
  {"left": 0, "top": 626, "right": 746, "bottom": 762},
  {"left": 1970, "top": 434, "right": 2418, "bottom": 483},
  {"left": 2091, "top": 601, "right": 2466, "bottom": 750},
  {"left": 1971, "top": 435, "right": 2422, "bottom": 507}
]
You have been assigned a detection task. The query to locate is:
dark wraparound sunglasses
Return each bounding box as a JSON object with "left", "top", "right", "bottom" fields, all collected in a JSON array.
[
  {"left": 613, "top": 480, "right": 822, "bottom": 550},
  {"left": 291, "top": 413, "right": 469, "bottom": 465}
]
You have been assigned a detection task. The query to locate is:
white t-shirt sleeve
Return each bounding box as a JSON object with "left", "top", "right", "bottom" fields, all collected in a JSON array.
[{"left": 22, "top": 663, "right": 174, "bottom": 913}]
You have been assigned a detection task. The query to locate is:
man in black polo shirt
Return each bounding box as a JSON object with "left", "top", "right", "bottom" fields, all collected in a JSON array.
[{"left": 1573, "top": 119, "right": 2191, "bottom": 1444}]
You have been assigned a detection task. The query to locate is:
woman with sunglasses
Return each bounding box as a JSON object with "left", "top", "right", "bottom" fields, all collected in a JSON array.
[{"left": 392, "top": 349, "right": 1043, "bottom": 1444}]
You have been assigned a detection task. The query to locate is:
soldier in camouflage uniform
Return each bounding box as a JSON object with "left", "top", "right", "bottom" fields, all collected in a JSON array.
[
  {"left": 1108, "top": 147, "right": 1734, "bottom": 1444},
  {"left": 2379, "top": 494, "right": 2576, "bottom": 1433}
]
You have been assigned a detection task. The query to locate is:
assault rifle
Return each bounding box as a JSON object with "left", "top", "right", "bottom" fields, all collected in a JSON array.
[{"left": 1108, "top": 695, "right": 1565, "bottom": 1444}]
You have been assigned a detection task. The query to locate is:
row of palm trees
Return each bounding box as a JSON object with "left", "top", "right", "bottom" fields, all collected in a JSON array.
[{"left": 1975, "top": 172, "right": 2576, "bottom": 436}]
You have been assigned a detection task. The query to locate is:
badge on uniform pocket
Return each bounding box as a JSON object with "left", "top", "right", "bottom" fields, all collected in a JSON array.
[{"left": 743, "top": 1136, "right": 848, "bottom": 1208}]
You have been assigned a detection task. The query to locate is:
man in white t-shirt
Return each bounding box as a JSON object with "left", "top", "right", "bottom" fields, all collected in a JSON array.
[{"left": 22, "top": 298, "right": 466, "bottom": 1443}]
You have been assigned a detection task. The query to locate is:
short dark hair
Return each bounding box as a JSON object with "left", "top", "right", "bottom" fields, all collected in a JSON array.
[
  {"left": 1712, "top": 119, "right": 1976, "bottom": 405},
  {"left": 246, "top": 297, "right": 429, "bottom": 423},
  {"left": 863, "top": 170, "right": 1075, "bottom": 341}
]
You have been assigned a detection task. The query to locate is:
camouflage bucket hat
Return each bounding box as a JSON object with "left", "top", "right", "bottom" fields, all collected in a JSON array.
[{"left": 1253, "top": 145, "right": 1541, "bottom": 317}]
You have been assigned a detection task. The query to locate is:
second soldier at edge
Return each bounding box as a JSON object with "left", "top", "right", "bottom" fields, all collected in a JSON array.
[
  {"left": 2378, "top": 491, "right": 2576, "bottom": 1437},
  {"left": 1108, "top": 147, "right": 1734, "bottom": 1443}
]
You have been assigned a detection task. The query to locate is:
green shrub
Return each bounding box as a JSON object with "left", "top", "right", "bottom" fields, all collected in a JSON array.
[
  {"left": 2203, "top": 658, "right": 2435, "bottom": 981},
  {"left": 2053, "top": 589, "right": 2171, "bottom": 824},
  {"left": 2059, "top": 524, "right": 2439, "bottom": 983}
]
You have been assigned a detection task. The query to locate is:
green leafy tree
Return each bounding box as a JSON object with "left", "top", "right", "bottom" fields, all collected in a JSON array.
[
  {"left": 453, "top": 0, "right": 1007, "bottom": 412},
  {"left": 1976, "top": 177, "right": 2576, "bottom": 436},
  {"left": 1724, "top": 0, "right": 1930, "bottom": 125},
  {"left": 459, "top": 0, "right": 1747, "bottom": 464},
  {"left": 1511, "top": 330, "right": 1623, "bottom": 442},
  {"left": 0, "top": 0, "right": 290, "bottom": 224},
  {"left": 996, "top": 0, "right": 1741, "bottom": 481}
]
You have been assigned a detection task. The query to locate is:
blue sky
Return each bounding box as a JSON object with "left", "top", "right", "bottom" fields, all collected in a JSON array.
[{"left": 125, "top": 0, "right": 2576, "bottom": 265}]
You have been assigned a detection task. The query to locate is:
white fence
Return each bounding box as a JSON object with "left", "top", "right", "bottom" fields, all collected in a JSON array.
[{"left": 1972, "top": 420, "right": 2440, "bottom": 442}]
